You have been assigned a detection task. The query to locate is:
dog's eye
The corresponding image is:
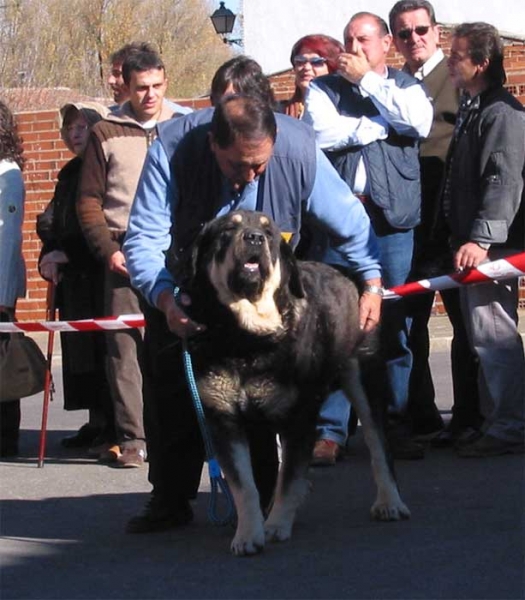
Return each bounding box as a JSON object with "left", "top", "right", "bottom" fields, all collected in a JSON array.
[{"left": 219, "top": 226, "right": 236, "bottom": 245}]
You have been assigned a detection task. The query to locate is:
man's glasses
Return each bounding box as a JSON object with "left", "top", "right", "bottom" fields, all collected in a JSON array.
[
  {"left": 292, "top": 56, "right": 327, "bottom": 68},
  {"left": 397, "top": 25, "right": 431, "bottom": 41}
]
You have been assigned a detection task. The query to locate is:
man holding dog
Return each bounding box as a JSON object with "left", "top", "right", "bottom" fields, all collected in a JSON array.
[{"left": 122, "top": 94, "right": 385, "bottom": 533}]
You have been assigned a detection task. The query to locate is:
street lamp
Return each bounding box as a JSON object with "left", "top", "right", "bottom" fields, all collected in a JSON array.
[{"left": 210, "top": 1, "right": 242, "bottom": 46}]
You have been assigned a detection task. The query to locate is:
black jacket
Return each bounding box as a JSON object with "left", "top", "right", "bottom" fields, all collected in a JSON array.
[{"left": 444, "top": 86, "right": 525, "bottom": 251}]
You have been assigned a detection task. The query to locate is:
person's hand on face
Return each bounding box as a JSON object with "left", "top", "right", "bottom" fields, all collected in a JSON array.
[{"left": 337, "top": 40, "right": 371, "bottom": 84}]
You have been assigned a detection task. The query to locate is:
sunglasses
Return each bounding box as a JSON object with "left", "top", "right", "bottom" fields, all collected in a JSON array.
[
  {"left": 397, "top": 25, "right": 431, "bottom": 41},
  {"left": 293, "top": 56, "right": 327, "bottom": 68}
]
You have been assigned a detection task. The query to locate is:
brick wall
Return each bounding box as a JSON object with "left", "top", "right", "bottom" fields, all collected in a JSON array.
[
  {"left": 17, "top": 110, "right": 73, "bottom": 319},
  {"left": 13, "top": 30, "right": 525, "bottom": 320}
]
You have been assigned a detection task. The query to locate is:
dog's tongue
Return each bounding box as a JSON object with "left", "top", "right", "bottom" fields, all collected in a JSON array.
[{"left": 244, "top": 262, "right": 259, "bottom": 273}]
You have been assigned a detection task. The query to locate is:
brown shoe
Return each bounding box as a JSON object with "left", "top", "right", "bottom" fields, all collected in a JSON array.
[
  {"left": 116, "top": 447, "right": 146, "bottom": 468},
  {"left": 311, "top": 439, "right": 341, "bottom": 467},
  {"left": 98, "top": 444, "right": 122, "bottom": 463}
]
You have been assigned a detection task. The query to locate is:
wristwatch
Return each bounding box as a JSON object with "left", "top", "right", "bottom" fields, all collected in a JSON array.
[
  {"left": 476, "top": 241, "right": 491, "bottom": 250},
  {"left": 363, "top": 284, "right": 385, "bottom": 297}
]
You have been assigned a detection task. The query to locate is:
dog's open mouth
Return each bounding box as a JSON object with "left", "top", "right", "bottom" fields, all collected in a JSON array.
[
  {"left": 243, "top": 259, "right": 260, "bottom": 274},
  {"left": 242, "top": 249, "right": 263, "bottom": 275}
]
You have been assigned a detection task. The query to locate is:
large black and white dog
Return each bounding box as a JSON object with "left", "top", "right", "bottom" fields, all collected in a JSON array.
[{"left": 183, "top": 210, "right": 410, "bottom": 556}]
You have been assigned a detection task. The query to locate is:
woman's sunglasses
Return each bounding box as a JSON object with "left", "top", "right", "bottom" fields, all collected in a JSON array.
[
  {"left": 397, "top": 25, "right": 431, "bottom": 41},
  {"left": 292, "top": 56, "right": 327, "bottom": 68}
]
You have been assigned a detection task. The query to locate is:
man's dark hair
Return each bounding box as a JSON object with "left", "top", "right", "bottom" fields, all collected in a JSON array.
[
  {"left": 388, "top": 0, "right": 437, "bottom": 34},
  {"left": 348, "top": 12, "right": 390, "bottom": 37},
  {"left": 454, "top": 22, "right": 507, "bottom": 87},
  {"left": 109, "top": 41, "right": 156, "bottom": 66},
  {"left": 211, "top": 95, "right": 277, "bottom": 149},
  {"left": 210, "top": 56, "right": 276, "bottom": 108},
  {"left": 122, "top": 49, "right": 165, "bottom": 85}
]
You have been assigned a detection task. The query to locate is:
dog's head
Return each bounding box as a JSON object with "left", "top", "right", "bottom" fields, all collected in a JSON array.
[{"left": 187, "top": 210, "right": 305, "bottom": 335}]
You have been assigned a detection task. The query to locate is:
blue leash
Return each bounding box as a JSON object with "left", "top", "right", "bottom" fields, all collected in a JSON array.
[{"left": 175, "top": 290, "right": 236, "bottom": 526}]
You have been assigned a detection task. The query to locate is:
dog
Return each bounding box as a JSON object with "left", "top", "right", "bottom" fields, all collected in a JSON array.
[{"left": 183, "top": 210, "right": 410, "bottom": 556}]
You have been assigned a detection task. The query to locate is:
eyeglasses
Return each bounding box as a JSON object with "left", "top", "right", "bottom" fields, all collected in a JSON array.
[
  {"left": 292, "top": 56, "right": 327, "bottom": 68},
  {"left": 397, "top": 25, "right": 431, "bottom": 41}
]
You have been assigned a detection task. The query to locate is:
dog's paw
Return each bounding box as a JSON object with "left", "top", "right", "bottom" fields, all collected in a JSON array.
[
  {"left": 264, "top": 519, "right": 293, "bottom": 543},
  {"left": 230, "top": 523, "right": 266, "bottom": 557},
  {"left": 370, "top": 499, "right": 411, "bottom": 521}
]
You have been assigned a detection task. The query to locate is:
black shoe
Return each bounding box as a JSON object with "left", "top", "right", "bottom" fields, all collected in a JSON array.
[
  {"left": 431, "top": 428, "right": 457, "bottom": 448},
  {"left": 411, "top": 413, "right": 445, "bottom": 438},
  {"left": 126, "top": 494, "right": 193, "bottom": 534},
  {"left": 0, "top": 442, "right": 19, "bottom": 458},
  {"left": 389, "top": 437, "right": 425, "bottom": 460},
  {"left": 456, "top": 433, "right": 525, "bottom": 457},
  {"left": 454, "top": 427, "right": 484, "bottom": 449},
  {"left": 61, "top": 424, "right": 101, "bottom": 449}
]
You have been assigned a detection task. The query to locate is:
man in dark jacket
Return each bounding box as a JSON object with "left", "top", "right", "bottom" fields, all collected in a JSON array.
[{"left": 440, "top": 22, "right": 524, "bottom": 457}]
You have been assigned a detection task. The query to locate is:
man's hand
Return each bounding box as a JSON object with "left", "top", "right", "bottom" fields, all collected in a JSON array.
[
  {"left": 40, "top": 250, "right": 69, "bottom": 285},
  {"left": 359, "top": 278, "right": 383, "bottom": 332},
  {"left": 337, "top": 41, "right": 371, "bottom": 84},
  {"left": 108, "top": 250, "right": 129, "bottom": 277},
  {"left": 453, "top": 242, "right": 489, "bottom": 272},
  {"left": 156, "top": 289, "right": 205, "bottom": 339}
]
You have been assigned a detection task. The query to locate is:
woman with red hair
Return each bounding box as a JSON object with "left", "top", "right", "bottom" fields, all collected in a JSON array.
[{"left": 279, "top": 34, "right": 344, "bottom": 119}]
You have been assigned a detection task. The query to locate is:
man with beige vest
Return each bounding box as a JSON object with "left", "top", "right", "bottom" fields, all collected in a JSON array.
[
  {"left": 77, "top": 47, "right": 184, "bottom": 467},
  {"left": 389, "top": 0, "right": 481, "bottom": 446}
]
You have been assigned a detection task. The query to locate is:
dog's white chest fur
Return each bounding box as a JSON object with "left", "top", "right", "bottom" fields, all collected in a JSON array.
[{"left": 211, "top": 259, "right": 283, "bottom": 336}]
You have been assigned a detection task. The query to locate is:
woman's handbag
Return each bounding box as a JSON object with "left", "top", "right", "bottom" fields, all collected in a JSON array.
[{"left": 0, "top": 329, "right": 47, "bottom": 402}]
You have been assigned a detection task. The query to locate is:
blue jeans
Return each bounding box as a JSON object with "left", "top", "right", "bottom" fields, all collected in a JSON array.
[
  {"left": 317, "top": 228, "right": 414, "bottom": 442},
  {"left": 316, "top": 390, "right": 351, "bottom": 445},
  {"left": 375, "top": 229, "right": 414, "bottom": 421}
]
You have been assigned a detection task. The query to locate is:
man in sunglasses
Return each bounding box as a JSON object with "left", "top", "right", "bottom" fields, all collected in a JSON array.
[
  {"left": 389, "top": 0, "right": 482, "bottom": 448},
  {"left": 303, "top": 11, "right": 432, "bottom": 459}
]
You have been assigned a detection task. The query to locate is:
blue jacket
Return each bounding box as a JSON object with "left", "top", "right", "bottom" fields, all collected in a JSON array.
[
  {"left": 124, "top": 110, "right": 382, "bottom": 306},
  {"left": 161, "top": 112, "right": 316, "bottom": 272}
]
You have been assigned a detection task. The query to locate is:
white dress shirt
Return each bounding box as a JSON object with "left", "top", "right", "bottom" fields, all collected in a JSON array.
[{"left": 304, "top": 67, "right": 433, "bottom": 193}]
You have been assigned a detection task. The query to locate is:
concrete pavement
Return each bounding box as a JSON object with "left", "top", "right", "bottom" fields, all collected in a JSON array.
[{"left": 1, "top": 316, "right": 524, "bottom": 599}]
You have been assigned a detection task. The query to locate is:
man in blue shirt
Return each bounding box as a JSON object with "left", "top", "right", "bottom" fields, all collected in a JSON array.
[{"left": 123, "top": 95, "right": 384, "bottom": 533}]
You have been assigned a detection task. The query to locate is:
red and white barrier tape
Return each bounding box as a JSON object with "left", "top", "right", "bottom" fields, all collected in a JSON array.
[
  {"left": 0, "top": 314, "right": 145, "bottom": 333},
  {"left": 1, "top": 252, "right": 524, "bottom": 333},
  {"left": 384, "top": 251, "right": 525, "bottom": 299}
]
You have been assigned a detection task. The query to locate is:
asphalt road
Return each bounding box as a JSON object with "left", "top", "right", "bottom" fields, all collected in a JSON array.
[{"left": 1, "top": 350, "right": 524, "bottom": 600}]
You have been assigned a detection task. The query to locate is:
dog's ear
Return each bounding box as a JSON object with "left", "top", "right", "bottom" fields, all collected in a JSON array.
[
  {"left": 280, "top": 238, "right": 305, "bottom": 299},
  {"left": 182, "top": 223, "right": 211, "bottom": 289}
]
